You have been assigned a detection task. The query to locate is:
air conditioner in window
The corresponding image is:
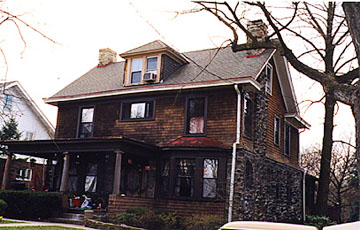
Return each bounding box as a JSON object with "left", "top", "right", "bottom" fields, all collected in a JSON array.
[{"left": 143, "top": 72, "right": 156, "bottom": 82}]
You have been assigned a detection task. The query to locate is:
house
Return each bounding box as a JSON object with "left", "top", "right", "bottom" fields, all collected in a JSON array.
[
  {"left": 0, "top": 21, "right": 309, "bottom": 222},
  {"left": 0, "top": 81, "right": 55, "bottom": 191}
]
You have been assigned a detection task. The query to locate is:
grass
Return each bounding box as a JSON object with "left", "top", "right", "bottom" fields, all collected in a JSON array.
[
  {"left": 0, "top": 226, "right": 84, "bottom": 230},
  {"left": 0, "top": 220, "right": 23, "bottom": 224}
]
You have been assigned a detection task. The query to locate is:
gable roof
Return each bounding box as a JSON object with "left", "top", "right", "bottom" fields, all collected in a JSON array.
[
  {"left": 120, "top": 40, "right": 187, "bottom": 64},
  {"left": 46, "top": 45, "right": 273, "bottom": 103},
  {"left": 1, "top": 81, "right": 55, "bottom": 137}
]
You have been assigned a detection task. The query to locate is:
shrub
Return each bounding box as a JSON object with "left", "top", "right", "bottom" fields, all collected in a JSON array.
[
  {"left": 116, "top": 208, "right": 182, "bottom": 230},
  {"left": 305, "top": 216, "right": 336, "bottom": 230},
  {"left": 0, "top": 199, "right": 7, "bottom": 216},
  {"left": 183, "top": 214, "right": 225, "bottom": 230},
  {"left": 0, "top": 190, "right": 62, "bottom": 220}
]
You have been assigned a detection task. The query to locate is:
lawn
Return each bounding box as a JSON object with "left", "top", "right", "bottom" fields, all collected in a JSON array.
[{"left": 0, "top": 227, "right": 84, "bottom": 230}]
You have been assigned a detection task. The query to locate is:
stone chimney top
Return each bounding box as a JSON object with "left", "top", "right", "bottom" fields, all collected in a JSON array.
[
  {"left": 247, "top": 20, "right": 268, "bottom": 43},
  {"left": 98, "top": 48, "right": 117, "bottom": 67}
]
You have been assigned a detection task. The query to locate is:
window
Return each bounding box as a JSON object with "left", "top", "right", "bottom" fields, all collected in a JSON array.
[
  {"left": 203, "top": 159, "right": 218, "bottom": 198},
  {"left": 274, "top": 116, "right": 280, "bottom": 146},
  {"left": 25, "top": 132, "right": 33, "bottom": 140},
  {"left": 131, "top": 58, "right": 143, "bottom": 84},
  {"left": 78, "top": 107, "right": 94, "bottom": 138},
  {"left": 121, "top": 100, "right": 155, "bottom": 121},
  {"left": 85, "top": 163, "right": 97, "bottom": 192},
  {"left": 264, "top": 64, "right": 273, "bottom": 94},
  {"left": 175, "top": 159, "right": 195, "bottom": 197},
  {"left": 243, "top": 93, "right": 253, "bottom": 138},
  {"left": 284, "top": 123, "right": 291, "bottom": 156},
  {"left": 3, "top": 95, "right": 13, "bottom": 112},
  {"left": 16, "top": 168, "right": 32, "bottom": 181},
  {"left": 160, "top": 160, "right": 170, "bottom": 195},
  {"left": 244, "top": 161, "right": 253, "bottom": 188},
  {"left": 146, "top": 57, "right": 158, "bottom": 73},
  {"left": 185, "top": 97, "right": 206, "bottom": 135}
]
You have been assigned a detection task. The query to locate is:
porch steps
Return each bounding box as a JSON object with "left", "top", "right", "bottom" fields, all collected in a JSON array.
[{"left": 48, "top": 209, "right": 84, "bottom": 225}]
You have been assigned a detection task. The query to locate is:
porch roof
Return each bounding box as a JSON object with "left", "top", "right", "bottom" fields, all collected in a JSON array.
[{"left": 0, "top": 137, "right": 160, "bottom": 158}]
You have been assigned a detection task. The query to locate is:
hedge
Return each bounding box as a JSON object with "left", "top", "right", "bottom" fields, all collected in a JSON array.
[{"left": 0, "top": 190, "right": 62, "bottom": 220}]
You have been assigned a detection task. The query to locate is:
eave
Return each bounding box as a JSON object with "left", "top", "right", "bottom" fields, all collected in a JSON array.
[
  {"left": 285, "top": 113, "right": 311, "bottom": 129},
  {"left": 44, "top": 76, "right": 262, "bottom": 105}
]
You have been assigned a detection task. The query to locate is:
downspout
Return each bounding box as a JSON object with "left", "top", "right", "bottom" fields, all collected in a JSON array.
[
  {"left": 228, "top": 84, "right": 241, "bottom": 223},
  {"left": 298, "top": 136, "right": 307, "bottom": 222}
]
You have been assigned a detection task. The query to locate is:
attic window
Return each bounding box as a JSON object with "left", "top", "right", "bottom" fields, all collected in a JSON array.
[{"left": 131, "top": 58, "right": 143, "bottom": 84}]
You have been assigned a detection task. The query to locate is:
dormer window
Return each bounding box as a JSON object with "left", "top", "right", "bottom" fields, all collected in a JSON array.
[
  {"left": 131, "top": 58, "right": 143, "bottom": 84},
  {"left": 146, "top": 57, "right": 158, "bottom": 73}
]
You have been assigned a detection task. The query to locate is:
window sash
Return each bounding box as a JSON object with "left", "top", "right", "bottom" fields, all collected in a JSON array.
[
  {"left": 121, "top": 100, "right": 155, "bottom": 121},
  {"left": 274, "top": 116, "right": 280, "bottom": 146},
  {"left": 175, "top": 159, "right": 195, "bottom": 197},
  {"left": 186, "top": 97, "right": 206, "bottom": 135},
  {"left": 243, "top": 94, "right": 253, "bottom": 138},
  {"left": 203, "top": 159, "right": 218, "bottom": 198},
  {"left": 79, "top": 107, "right": 94, "bottom": 138},
  {"left": 284, "top": 123, "right": 291, "bottom": 156},
  {"left": 146, "top": 57, "right": 158, "bottom": 71}
]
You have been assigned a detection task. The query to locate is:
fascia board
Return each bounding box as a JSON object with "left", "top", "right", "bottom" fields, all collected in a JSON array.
[{"left": 45, "top": 77, "right": 261, "bottom": 104}]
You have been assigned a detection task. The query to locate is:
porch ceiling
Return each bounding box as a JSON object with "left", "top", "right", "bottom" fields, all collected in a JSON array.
[{"left": 0, "top": 136, "right": 160, "bottom": 159}]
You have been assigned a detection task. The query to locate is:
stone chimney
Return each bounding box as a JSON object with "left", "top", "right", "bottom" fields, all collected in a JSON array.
[
  {"left": 98, "top": 48, "right": 117, "bottom": 67},
  {"left": 246, "top": 19, "right": 268, "bottom": 43}
]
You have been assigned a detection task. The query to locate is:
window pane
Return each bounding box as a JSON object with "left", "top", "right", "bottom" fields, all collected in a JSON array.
[
  {"left": 81, "top": 108, "right": 94, "bottom": 122},
  {"left": 131, "top": 58, "right": 143, "bottom": 71},
  {"left": 244, "top": 95, "right": 253, "bottom": 137},
  {"left": 147, "top": 57, "right": 157, "bottom": 71},
  {"left": 175, "top": 159, "right": 195, "bottom": 197},
  {"left": 187, "top": 98, "right": 205, "bottom": 134},
  {"left": 131, "top": 72, "right": 142, "bottom": 84},
  {"left": 203, "top": 159, "right": 218, "bottom": 178},
  {"left": 274, "top": 117, "right": 280, "bottom": 145},
  {"left": 130, "top": 103, "right": 146, "bottom": 118},
  {"left": 284, "top": 124, "right": 291, "bottom": 155},
  {"left": 85, "top": 176, "right": 97, "bottom": 192},
  {"left": 80, "top": 123, "right": 92, "bottom": 137},
  {"left": 203, "top": 179, "right": 216, "bottom": 198}
]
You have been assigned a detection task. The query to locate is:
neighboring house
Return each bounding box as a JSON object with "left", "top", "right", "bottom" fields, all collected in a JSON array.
[
  {"left": 0, "top": 81, "right": 55, "bottom": 140},
  {"left": 1, "top": 22, "right": 309, "bottom": 222},
  {"left": 0, "top": 81, "right": 55, "bottom": 190}
]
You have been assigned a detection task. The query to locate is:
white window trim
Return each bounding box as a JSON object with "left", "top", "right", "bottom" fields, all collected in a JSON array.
[
  {"left": 284, "top": 122, "right": 291, "bottom": 156},
  {"left": 265, "top": 64, "right": 273, "bottom": 95},
  {"left": 16, "top": 168, "right": 32, "bottom": 181},
  {"left": 274, "top": 115, "right": 280, "bottom": 146}
]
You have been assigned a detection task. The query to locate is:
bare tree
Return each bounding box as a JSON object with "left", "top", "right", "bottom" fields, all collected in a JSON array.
[
  {"left": 302, "top": 141, "right": 358, "bottom": 222},
  {"left": 194, "top": 1, "right": 359, "bottom": 216}
]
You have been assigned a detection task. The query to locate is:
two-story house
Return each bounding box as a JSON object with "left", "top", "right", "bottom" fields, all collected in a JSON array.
[
  {"left": 1, "top": 22, "right": 309, "bottom": 222},
  {"left": 0, "top": 81, "right": 55, "bottom": 191}
]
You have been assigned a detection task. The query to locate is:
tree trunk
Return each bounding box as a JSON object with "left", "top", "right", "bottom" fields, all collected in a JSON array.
[
  {"left": 315, "top": 95, "right": 336, "bottom": 216},
  {"left": 343, "top": 2, "right": 360, "bottom": 221},
  {"left": 352, "top": 103, "right": 360, "bottom": 221}
]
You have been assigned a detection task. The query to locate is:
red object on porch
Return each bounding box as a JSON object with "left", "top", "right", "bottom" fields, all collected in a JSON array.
[{"left": 72, "top": 198, "right": 81, "bottom": 208}]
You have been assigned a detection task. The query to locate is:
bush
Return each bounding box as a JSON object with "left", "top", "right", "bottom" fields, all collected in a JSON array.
[
  {"left": 0, "top": 190, "right": 62, "bottom": 220},
  {"left": 183, "top": 214, "right": 225, "bottom": 230},
  {"left": 305, "top": 216, "right": 336, "bottom": 230},
  {"left": 116, "top": 208, "right": 182, "bottom": 230},
  {"left": 0, "top": 199, "right": 7, "bottom": 216}
]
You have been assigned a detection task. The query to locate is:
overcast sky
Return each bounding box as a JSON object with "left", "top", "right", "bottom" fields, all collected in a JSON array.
[{"left": 0, "top": 0, "right": 355, "bottom": 150}]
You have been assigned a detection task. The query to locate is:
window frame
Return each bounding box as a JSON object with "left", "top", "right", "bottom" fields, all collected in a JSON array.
[
  {"left": 184, "top": 96, "right": 207, "bottom": 136},
  {"left": 146, "top": 56, "right": 158, "bottom": 73},
  {"left": 274, "top": 115, "right": 280, "bottom": 146},
  {"left": 264, "top": 63, "right": 273, "bottom": 95},
  {"left": 130, "top": 58, "right": 143, "bottom": 84},
  {"left": 120, "top": 98, "right": 156, "bottom": 122},
  {"left": 3, "top": 95, "right": 13, "bottom": 112},
  {"left": 202, "top": 158, "right": 219, "bottom": 198},
  {"left": 77, "top": 106, "right": 95, "bottom": 138},
  {"left": 243, "top": 93, "right": 254, "bottom": 139},
  {"left": 284, "top": 122, "right": 291, "bottom": 156},
  {"left": 16, "top": 168, "right": 32, "bottom": 181},
  {"left": 157, "top": 153, "right": 226, "bottom": 201}
]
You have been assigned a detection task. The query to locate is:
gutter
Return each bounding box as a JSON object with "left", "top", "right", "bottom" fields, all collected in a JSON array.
[{"left": 228, "top": 84, "right": 242, "bottom": 222}]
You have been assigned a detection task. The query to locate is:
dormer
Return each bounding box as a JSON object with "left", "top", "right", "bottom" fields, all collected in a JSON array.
[{"left": 120, "top": 40, "right": 188, "bottom": 86}]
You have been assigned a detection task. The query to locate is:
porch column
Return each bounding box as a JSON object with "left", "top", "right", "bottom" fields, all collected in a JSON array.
[
  {"left": 112, "top": 151, "right": 123, "bottom": 195},
  {"left": 59, "top": 152, "right": 70, "bottom": 192},
  {"left": 1, "top": 152, "right": 12, "bottom": 190}
]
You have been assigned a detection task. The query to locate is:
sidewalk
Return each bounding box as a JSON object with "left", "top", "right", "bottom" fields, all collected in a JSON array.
[{"left": 0, "top": 218, "right": 96, "bottom": 229}]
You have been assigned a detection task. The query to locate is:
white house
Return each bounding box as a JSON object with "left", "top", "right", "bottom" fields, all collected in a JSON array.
[{"left": 0, "top": 81, "right": 54, "bottom": 140}]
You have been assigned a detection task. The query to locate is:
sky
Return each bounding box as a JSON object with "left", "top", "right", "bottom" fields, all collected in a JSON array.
[{"left": 0, "top": 0, "right": 356, "bottom": 150}]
